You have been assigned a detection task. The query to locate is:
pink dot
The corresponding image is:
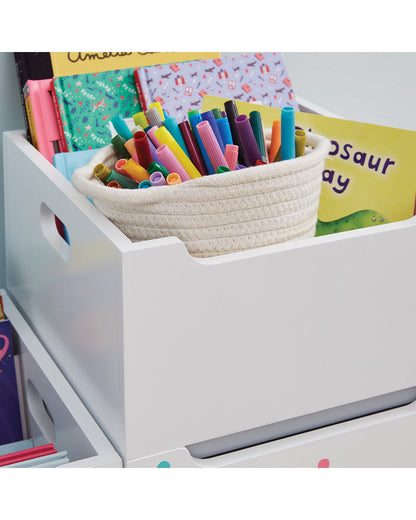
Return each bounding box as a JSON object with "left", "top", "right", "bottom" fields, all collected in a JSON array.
[{"left": 318, "top": 459, "right": 330, "bottom": 468}]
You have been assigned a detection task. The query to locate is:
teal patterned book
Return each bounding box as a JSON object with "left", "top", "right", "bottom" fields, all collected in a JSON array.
[{"left": 51, "top": 68, "right": 140, "bottom": 152}]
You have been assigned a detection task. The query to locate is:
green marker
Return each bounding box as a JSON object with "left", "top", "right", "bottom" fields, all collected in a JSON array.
[
  {"left": 295, "top": 129, "right": 306, "bottom": 157},
  {"left": 106, "top": 170, "right": 139, "bottom": 189},
  {"left": 148, "top": 161, "right": 170, "bottom": 179},
  {"left": 111, "top": 134, "right": 131, "bottom": 159},
  {"left": 249, "top": 111, "right": 268, "bottom": 163},
  {"left": 212, "top": 108, "right": 223, "bottom": 120},
  {"left": 216, "top": 165, "right": 231, "bottom": 174}
]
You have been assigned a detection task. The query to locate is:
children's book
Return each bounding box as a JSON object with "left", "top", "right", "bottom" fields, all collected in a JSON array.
[
  {"left": 201, "top": 95, "right": 416, "bottom": 234},
  {"left": 51, "top": 68, "right": 140, "bottom": 152},
  {"left": 0, "top": 297, "right": 24, "bottom": 446},
  {"left": 134, "top": 52, "right": 298, "bottom": 123}
]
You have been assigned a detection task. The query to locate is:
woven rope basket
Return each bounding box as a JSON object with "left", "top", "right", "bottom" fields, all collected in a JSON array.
[{"left": 72, "top": 130, "right": 331, "bottom": 257}]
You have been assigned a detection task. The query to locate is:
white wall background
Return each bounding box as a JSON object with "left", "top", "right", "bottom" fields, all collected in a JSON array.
[{"left": 1, "top": 52, "right": 416, "bottom": 288}]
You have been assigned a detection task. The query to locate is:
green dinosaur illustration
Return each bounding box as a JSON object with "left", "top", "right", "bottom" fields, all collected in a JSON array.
[{"left": 315, "top": 210, "right": 389, "bottom": 237}]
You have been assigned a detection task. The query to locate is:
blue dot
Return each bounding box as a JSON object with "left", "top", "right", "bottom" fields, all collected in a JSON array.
[
  {"left": 82, "top": 116, "right": 88, "bottom": 123},
  {"left": 157, "top": 461, "right": 171, "bottom": 468},
  {"left": 114, "top": 101, "right": 119, "bottom": 108}
]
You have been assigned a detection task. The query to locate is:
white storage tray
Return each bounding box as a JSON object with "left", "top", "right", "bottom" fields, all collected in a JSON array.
[
  {"left": 0, "top": 290, "right": 121, "bottom": 468},
  {"left": 4, "top": 99, "right": 416, "bottom": 466}
]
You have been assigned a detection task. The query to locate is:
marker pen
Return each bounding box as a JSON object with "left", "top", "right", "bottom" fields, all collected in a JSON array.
[
  {"left": 123, "top": 158, "right": 151, "bottom": 183},
  {"left": 134, "top": 131, "right": 153, "bottom": 169},
  {"left": 224, "top": 99, "right": 249, "bottom": 166},
  {"left": 150, "top": 171, "right": 167, "bottom": 186},
  {"left": 149, "top": 101, "right": 165, "bottom": 121},
  {"left": 189, "top": 113, "right": 215, "bottom": 174},
  {"left": 107, "top": 181, "right": 122, "bottom": 189},
  {"left": 216, "top": 117, "right": 234, "bottom": 148},
  {"left": 178, "top": 120, "right": 208, "bottom": 175},
  {"left": 139, "top": 180, "right": 153, "bottom": 189},
  {"left": 281, "top": 107, "right": 296, "bottom": 161},
  {"left": 249, "top": 111, "right": 268, "bottom": 163},
  {"left": 163, "top": 117, "right": 190, "bottom": 158},
  {"left": 133, "top": 111, "right": 149, "bottom": 129},
  {"left": 93, "top": 163, "right": 111, "bottom": 183},
  {"left": 154, "top": 126, "right": 201, "bottom": 179},
  {"left": 146, "top": 106, "right": 164, "bottom": 128},
  {"left": 224, "top": 144, "right": 239, "bottom": 171},
  {"left": 270, "top": 120, "right": 281, "bottom": 163},
  {"left": 148, "top": 161, "right": 170, "bottom": 179},
  {"left": 295, "top": 129, "right": 306, "bottom": 157},
  {"left": 111, "top": 135, "right": 131, "bottom": 159},
  {"left": 167, "top": 173, "right": 182, "bottom": 185},
  {"left": 111, "top": 114, "right": 132, "bottom": 142},
  {"left": 196, "top": 120, "right": 229, "bottom": 172},
  {"left": 124, "top": 138, "right": 137, "bottom": 157},
  {"left": 201, "top": 110, "right": 225, "bottom": 153},
  {"left": 155, "top": 144, "right": 191, "bottom": 182},
  {"left": 235, "top": 114, "right": 262, "bottom": 166},
  {"left": 106, "top": 170, "right": 139, "bottom": 189},
  {"left": 115, "top": 158, "right": 128, "bottom": 174}
]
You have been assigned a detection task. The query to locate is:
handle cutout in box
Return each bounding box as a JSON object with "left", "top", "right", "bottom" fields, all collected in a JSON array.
[
  {"left": 40, "top": 203, "right": 70, "bottom": 260},
  {"left": 25, "top": 379, "right": 56, "bottom": 444}
]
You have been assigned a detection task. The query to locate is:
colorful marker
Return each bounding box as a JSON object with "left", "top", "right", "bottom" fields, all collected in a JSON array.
[
  {"left": 196, "top": 120, "right": 229, "bottom": 172},
  {"left": 123, "top": 158, "right": 150, "bottom": 183},
  {"left": 154, "top": 126, "right": 201, "bottom": 179},
  {"left": 124, "top": 138, "right": 137, "bottom": 157},
  {"left": 111, "top": 114, "right": 132, "bottom": 141},
  {"left": 155, "top": 144, "right": 191, "bottom": 182},
  {"left": 139, "top": 180, "right": 152, "bottom": 189},
  {"left": 270, "top": 120, "right": 281, "bottom": 163},
  {"left": 106, "top": 170, "right": 139, "bottom": 189},
  {"left": 224, "top": 99, "right": 249, "bottom": 166},
  {"left": 224, "top": 144, "right": 239, "bottom": 171},
  {"left": 201, "top": 110, "right": 225, "bottom": 152},
  {"left": 281, "top": 107, "right": 296, "bottom": 161},
  {"left": 235, "top": 114, "right": 262, "bottom": 166},
  {"left": 150, "top": 171, "right": 167, "bottom": 186},
  {"left": 163, "top": 117, "right": 190, "bottom": 158},
  {"left": 178, "top": 120, "right": 208, "bottom": 175},
  {"left": 216, "top": 117, "right": 234, "bottom": 147},
  {"left": 133, "top": 111, "right": 149, "bottom": 129},
  {"left": 111, "top": 135, "right": 131, "bottom": 159},
  {"left": 249, "top": 111, "right": 268, "bottom": 163},
  {"left": 93, "top": 163, "right": 111, "bottom": 183},
  {"left": 115, "top": 158, "right": 128, "bottom": 174},
  {"left": 148, "top": 161, "right": 170, "bottom": 179},
  {"left": 146, "top": 107, "right": 164, "bottom": 128},
  {"left": 148, "top": 101, "right": 165, "bottom": 121},
  {"left": 134, "top": 131, "right": 153, "bottom": 169},
  {"left": 167, "top": 173, "right": 182, "bottom": 185},
  {"left": 189, "top": 113, "right": 215, "bottom": 174},
  {"left": 107, "top": 180, "right": 122, "bottom": 188},
  {"left": 295, "top": 129, "right": 306, "bottom": 157}
]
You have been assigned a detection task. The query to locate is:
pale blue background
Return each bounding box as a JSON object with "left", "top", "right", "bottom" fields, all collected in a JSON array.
[{"left": 1, "top": 52, "right": 416, "bottom": 288}]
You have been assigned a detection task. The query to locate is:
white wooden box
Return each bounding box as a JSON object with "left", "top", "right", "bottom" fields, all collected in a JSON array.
[
  {"left": 0, "top": 289, "right": 121, "bottom": 468},
  {"left": 4, "top": 99, "right": 416, "bottom": 467}
]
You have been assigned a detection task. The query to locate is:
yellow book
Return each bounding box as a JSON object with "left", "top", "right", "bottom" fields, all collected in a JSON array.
[
  {"left": 202, "top": 95, "right": 416, "bottom": 235},
  {"left": 49, "top": 52, "right": 220, "bottom": 77}
]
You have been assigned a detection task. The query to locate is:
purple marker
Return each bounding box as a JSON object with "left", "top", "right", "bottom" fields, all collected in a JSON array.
[
  {"left": 150, "top": 171, "right": 167, "bottom": 186},
  {"left": 235, "top": 114, "right": 262, "bottom": 166}
]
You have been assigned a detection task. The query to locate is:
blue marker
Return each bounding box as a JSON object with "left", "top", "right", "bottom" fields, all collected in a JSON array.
[
  {"left": 110, "top": 114, "right": 132, "bottom": 142},
  {"left": 163, "top": 117, "right": 190, "bottom": 159},
  {"left": 189, "top": 113, "right": 215, "bottom": 174},
  {"left": 216, "top": 117, "right": 233, "bottom": 147},
  {"left": 280, "top": 107, "right": 296, "bottom": 161},
  {"left": 139, "top": 180, "right": 152, "bottom": 189},
  {"left": 201, "top": 110, "right": 226, "bottom": 153}
]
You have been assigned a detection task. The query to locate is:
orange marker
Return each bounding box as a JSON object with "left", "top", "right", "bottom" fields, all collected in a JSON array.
[
  {"left": 166, "top": 173, "right": 182, "bottom": 185},
  {"left": 107, "top": 180, "right": 122, "bottom": 188},
  {"left": 124, "top": 138, "right": 137, "bottom": 157},
  {"left": 269, "top": 120, "right": 281, "bottom": 163}
]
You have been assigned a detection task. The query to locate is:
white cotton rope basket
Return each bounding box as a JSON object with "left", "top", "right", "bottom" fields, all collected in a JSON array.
[{"left": 72, "top": 130, "right": 331, "bottom": 258}]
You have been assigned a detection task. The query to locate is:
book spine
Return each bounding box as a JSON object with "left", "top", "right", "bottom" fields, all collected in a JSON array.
[
  {"left": 134, "top": 68, "right": 148, "bottom": 113},
  {"left": 13, "top": 54, "right": 33, "bottom": 144},
  {"left": 49, "top": 79, "right": 68, "bottom": 152},
  {"left": 23, "top": 83, "right": 39, "bottom": 151}
]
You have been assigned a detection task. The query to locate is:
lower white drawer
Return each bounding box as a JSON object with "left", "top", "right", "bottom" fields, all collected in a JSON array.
[
  {"left": 0, "top": 289, "right": 121, "bottom": 468},
  {"left": 127, "top": 397, "right": 416, "bottom": 467}
]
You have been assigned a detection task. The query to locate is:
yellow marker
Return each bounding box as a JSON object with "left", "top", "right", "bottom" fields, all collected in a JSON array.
[
  {"left": 94, "top": 163, "right": 111, "bottom": 183},
  {"left": 133, "top": 111, "right": 149, "bottom": 129},
  {"left": 124, "top": 138, "right": 137, "bottom": 157},
  {"left": 295, "top": 129, "right": 306, "bottom": 157},
  {"left": 154, "top": 126, "right": 201, "bottom": 179},
  {"left": 123, "top": 159, "right": 150, "bottom": 183},
  {"left": 149, "top": 101, "right": 165, "bottom": 121},
  {"left": 167, "top": 173, "right": 182, "bottom": 185}
]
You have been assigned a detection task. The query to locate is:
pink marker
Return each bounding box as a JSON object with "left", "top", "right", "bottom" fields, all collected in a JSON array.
[
  {"left": 224, "top": 144, "right": 239, "bottom": 171},
  {"left": 115, "top": 158, "right": 128, "bottom": 174},
  {"left": 147, "top": 126, "right": 161, "bottom": 148},
  {"left": 155, "top": 144, "right": 191, "bottom": 182},
  {"left": 196, "top": 120, "right": 229, "bottom": 172}
]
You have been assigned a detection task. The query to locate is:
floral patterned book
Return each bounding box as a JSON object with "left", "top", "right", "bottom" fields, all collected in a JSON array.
[{"left": 51, "top": 68, "right": 140, "bottom": 152}]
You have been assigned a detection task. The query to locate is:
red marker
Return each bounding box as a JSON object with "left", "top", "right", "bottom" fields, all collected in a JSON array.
[{"left": 134, "top": 131, "right": 153, "bottom": 169}]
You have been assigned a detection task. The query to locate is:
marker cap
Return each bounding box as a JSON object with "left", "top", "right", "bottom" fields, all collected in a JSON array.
[{"left": 235, "top": 114, "right": 262, "bottom": 166}]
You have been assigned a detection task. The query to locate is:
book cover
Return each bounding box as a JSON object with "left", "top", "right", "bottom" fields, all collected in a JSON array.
[
  {"left": 49, "top": 52, "right": 220, "bottom": 77},
  {"left": 53, "top": 148, "right": 101, "bottom": 182},
  {"left": 201, "top": 95, "right": 416, "bottom": 234},
  {"left": 0, "top": 304, "right": 24, "bottom": 446},
  {"left": 52, "top": 68, "right": 140, "bottom": 152},
  {"left": 23, "top": 79, "right": 65, "bottom": 162},
  {"left": 134, "top": 52, "right": 298, "bottom": 122}
]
